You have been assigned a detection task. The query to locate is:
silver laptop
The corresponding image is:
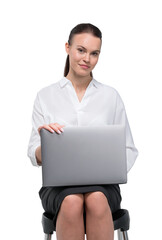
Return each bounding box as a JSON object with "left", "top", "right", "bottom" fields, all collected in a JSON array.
[{"left": 40, "top": 125, "right": 127, "bottom": 187}]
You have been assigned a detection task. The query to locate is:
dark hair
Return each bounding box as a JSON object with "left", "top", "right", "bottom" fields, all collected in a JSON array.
[{"left": 64, "top": 23, "right": 102, "bottom": 77}]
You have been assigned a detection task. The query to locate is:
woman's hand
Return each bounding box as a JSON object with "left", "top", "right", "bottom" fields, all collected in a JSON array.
[
  {"left": 36, "top": 123, "right": 65, "bottom": 165},
  {"left": 38, "top": 123, "right": 65, "bottom": 135}
]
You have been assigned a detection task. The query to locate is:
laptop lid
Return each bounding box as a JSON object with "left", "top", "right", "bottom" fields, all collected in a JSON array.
[{"left": 40, "top": 125, "right": 127, "bottom": 187}]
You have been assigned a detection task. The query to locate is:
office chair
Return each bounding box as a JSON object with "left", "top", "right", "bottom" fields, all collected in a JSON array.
[{"left": 42, "top": 208, "right": 130, "bottom": 240}]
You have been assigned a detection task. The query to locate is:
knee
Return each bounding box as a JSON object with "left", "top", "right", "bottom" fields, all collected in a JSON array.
[
  {"left": 84, "top": 192, "right": 110, "bottom": 218},
  {"left": 59, "top": 194, "right": 84, "bottom": 221}
]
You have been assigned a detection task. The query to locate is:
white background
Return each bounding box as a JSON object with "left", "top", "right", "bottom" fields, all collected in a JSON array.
[{"left": 0, "top": 0, "right": 162, "bottom": 239}]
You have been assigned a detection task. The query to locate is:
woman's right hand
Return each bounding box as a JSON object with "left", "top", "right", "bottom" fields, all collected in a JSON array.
[{"left": 38, "top": 123, "right": 65, "bottom": 135}]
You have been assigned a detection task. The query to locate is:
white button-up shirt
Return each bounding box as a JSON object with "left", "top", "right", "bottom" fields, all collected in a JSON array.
[{"left": 27, "top": 77, "right": 138, "bottom": 172}]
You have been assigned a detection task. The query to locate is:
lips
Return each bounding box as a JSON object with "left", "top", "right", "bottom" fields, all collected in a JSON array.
[{"left": 79, "top": 64, "right": 90, "bottom": 69}]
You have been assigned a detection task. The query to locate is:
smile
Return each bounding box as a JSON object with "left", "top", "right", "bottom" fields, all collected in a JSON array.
[{"left": 79, "top": 64, "right": 90, "bottom": 69}]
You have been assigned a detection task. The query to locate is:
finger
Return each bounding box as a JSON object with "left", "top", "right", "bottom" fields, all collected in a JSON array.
[
  {"left": 44, "top": 125, "right": 55, "bottom": 133},
  {"left": 53, "top": 123, "right": 65, "bottom": 128},
  {"left": 38, "top": 125, "right": 54, "bottom": 135},
  {"left": 49, "top": 123, "right": 65, "bottom": 133},
  {"left": 56, "top": 124, "right": 65, "bottom": 132},
  {"left": 49, "top": 124, "right": 63, "bottom": 134}
]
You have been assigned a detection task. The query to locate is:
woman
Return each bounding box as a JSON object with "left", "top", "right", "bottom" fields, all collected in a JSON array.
[{"left": 27, "top": 23, "right": 138, "bottom": 240}]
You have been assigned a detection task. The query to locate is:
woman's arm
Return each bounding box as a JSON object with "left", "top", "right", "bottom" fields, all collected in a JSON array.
[
  {"left": 27, "top": 93, "right": 44, "bottom": 167},
  {"left": 35, "top": 146, "right": 42, "bottom": 166},
  {"left": 114, "top": 92, "right": 138, "bottom": 172}
]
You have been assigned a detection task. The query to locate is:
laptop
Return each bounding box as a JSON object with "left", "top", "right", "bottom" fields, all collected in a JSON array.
[{"left": 40, "top": 125, "right": 127, "bottom": 187}]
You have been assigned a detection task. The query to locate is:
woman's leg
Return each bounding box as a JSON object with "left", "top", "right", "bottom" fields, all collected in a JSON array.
[
  {"left": 84, "top": 191, "right": 114, "bottom": 240},
  {"left": 56, "top": 193, "right": 85, "bottom": 240}
]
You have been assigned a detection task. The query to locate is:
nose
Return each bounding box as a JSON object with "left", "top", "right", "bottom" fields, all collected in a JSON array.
[{"left": 83, "top": 53, "right": 90, "bottom": 63}]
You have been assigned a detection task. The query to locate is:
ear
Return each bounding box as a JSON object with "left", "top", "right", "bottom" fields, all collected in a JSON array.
[{"left": 65, "top": 42, "right": 70, "bottom": 54}]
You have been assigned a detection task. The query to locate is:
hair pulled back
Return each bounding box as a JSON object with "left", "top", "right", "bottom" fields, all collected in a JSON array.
[{"left": 64, "top": 23, "right": 102, "bottom": 77}]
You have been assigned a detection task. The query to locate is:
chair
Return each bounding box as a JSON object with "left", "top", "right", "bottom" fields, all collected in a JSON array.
[{"left": 42, "top": 208, "right": 130, "bottom": 240}]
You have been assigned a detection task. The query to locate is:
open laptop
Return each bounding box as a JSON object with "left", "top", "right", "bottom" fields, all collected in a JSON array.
[{"left": 40, "top": 125, "right": 127, "bottom": 187}]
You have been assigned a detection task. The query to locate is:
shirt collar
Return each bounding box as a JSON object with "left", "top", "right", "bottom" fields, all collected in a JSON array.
[{"left": 59, "top": 77, "right": 100, "bottom": 89}]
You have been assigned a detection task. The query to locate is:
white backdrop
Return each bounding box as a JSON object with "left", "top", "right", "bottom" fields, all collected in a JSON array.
[{"left": 0, "top": 0, "right": 162, "bottom": 239}]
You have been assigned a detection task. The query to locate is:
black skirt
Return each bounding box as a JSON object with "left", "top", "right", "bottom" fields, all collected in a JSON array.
[{"left": 39, "top": 184, "right": 122, "bottom": 233}]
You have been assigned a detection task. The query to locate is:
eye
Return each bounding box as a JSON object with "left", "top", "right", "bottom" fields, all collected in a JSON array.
[
  {"left": 92, "top": 52, "right": 99, "bottom": 56},
  {"left": 78, "top": 48, "right": 85, "bottom": 53}
]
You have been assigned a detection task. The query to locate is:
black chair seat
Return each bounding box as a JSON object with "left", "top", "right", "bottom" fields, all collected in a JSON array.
[
  {"left": 42, "top": 212, "right": 55, "bottom": 234},
  {"left": 42, "top": 209, "right": 130, "bottom": 234},
  {"left": 113, "top": 209, "right": 130, "bottom": 231}
]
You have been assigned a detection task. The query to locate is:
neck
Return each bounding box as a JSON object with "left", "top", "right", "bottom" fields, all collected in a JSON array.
[{"left": 66, "top": 71, "right": 92, "bottom": 92}]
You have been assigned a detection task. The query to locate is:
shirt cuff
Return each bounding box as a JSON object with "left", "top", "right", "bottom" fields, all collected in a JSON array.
[
  {"left": 126, "top": 148, "right": 139, "bottom": 172},
  {"left": 30, "top": 145, "right": 40, "bottom": 167}
]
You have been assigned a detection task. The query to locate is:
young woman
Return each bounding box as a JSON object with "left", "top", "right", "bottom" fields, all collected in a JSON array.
[{"left": 27, "top": 23, "right": 138, "bottom": 240}]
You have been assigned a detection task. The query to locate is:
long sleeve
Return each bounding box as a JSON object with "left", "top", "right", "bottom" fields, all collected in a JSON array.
[
  {"left": 114, "top": 92, "right": 138, "bottom": 172},
  {"left": 27, "top": 93, "right": 45, "bottom": 167},
  {"left": 27, "top": 78, "right": 138, "bottom": 170}
]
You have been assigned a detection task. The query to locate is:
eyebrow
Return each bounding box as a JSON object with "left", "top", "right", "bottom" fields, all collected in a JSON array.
[{"left": 77, "top": 45, "right": 100, "bottom": 53}]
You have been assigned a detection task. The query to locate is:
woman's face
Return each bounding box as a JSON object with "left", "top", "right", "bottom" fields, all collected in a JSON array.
[{"left": 65, "top": 33, "right": 101, "bottom": 78}]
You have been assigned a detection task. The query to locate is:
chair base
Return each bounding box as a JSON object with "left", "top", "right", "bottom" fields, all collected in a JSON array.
[
  {"left": 117, "top": 229, "right": 129, "bottom": 240},
  {"left": 44, "top": 233, "right": 52, "bottom": 240}
]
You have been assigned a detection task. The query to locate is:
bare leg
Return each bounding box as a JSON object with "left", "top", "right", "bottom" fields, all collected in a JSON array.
[
  {"left": 84, "top": 192, "right": 114, "bottom": 240},
  {"left": 56, "top": 193, "right": 85, "bottom": 240}
]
